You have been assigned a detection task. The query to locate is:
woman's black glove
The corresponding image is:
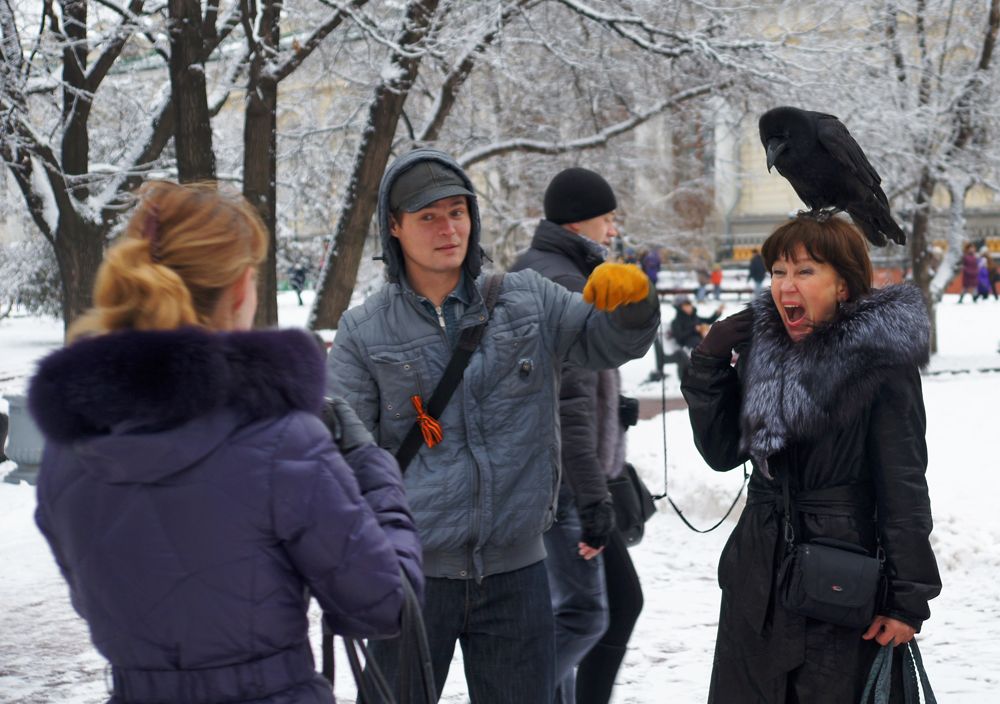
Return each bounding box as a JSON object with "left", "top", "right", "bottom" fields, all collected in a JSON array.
[
  {"left": 321, "top": 396, "right": 374, "bottom": 453},
  {"left": 695, "top": 307, "right": 754, "bottom": 359},
  {"left": 579, "top": 497, "right": 616, "bottom": 549}
]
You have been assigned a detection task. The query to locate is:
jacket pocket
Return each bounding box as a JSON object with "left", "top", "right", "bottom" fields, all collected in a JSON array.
[
  {"left": 370, "top": 351, "right": 427, "bottom": 435},
  {"left": 492, "top": 322, "right": 544, "bottom": 398}
]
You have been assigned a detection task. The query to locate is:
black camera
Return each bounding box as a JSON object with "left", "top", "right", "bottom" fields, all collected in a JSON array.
[{"left": 619, "top": 395, "right": 640, "bottom": 428}]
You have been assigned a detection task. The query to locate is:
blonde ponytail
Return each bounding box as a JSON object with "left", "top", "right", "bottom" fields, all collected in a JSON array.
[{"left": 70, "top": 182, "right": 267, "bottom": 341}]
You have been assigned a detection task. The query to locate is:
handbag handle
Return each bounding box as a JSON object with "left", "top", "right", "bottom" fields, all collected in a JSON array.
[
  {"left": 860, "top": 641, "right": 936, "bottom": 704},
  {"left": 342, "top": 571, "right": 437, "bottom": 704}
]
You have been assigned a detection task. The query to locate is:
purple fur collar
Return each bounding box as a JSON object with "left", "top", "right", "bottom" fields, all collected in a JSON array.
[
  {"left": 28, "top": 327, "right": 326, "bottom": 443},
  {"left": 740, "top": 284, "right": 930, "bottom": 468}
]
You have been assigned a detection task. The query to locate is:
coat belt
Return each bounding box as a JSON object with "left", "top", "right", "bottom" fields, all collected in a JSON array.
[{"left": 111, "top": 642, "right": 316, "bottom": 704}]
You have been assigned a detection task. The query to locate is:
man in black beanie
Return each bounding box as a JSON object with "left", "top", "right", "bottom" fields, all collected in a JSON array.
[{"left": 510, "top": 167, "right": 644, "bottom": 704}]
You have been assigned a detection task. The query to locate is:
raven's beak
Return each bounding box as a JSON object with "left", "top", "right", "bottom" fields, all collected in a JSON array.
[{"left": 765, "top": 140, "right": 787, "bottom": 172}]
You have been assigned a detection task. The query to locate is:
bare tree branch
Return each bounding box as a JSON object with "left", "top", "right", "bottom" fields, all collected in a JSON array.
[
  {"left": 272, "top": 0, "right": 368, "bottom": 83},
  {"left": 417, "top": 0, "right": 535, "bottom": 143},
  {"left": 458, "top": 81, "right": 722, "bottom": 168}
]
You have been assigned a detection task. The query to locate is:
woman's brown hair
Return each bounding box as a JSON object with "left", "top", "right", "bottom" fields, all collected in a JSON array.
[
  {"left": 69, "top": 181, "right": 267, "bottom": 341},
  {"left": 761, "top": 216, "right": 873, "bottom": 301}
]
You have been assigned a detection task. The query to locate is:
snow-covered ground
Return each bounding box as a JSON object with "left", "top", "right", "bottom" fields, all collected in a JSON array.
[{"left": 1, "top": 291, "right": 998, "bottom": 702}]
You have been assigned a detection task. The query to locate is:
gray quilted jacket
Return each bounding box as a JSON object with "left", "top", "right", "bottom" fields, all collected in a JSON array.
[{"left": 327, "top": 149, "right": 658, "bottom": 580}]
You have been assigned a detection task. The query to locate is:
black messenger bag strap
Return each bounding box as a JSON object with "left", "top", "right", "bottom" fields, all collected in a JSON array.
[{"left": 394, "top": 272, "right": 504, "bottom": 473}]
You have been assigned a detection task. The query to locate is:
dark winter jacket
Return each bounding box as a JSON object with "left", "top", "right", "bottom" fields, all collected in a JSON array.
[
  {"left": 509, "top": 220, "right": 624, "bottom": 508},
  {"left": 681, "top": 285, "right": 940, "bottom": 702},
  {"left": 641, "top": 249, "right": 661, "bottom": 286},
  {"left": 328, "top": 150, "right": 658, "bottom": 581},
  {"left": 670, "top": 306, "right": 721, "bottom": 349},
  {"left": 29, "top": 328, "right": 422, "bottom": 704},
  {"left": 748, "top": 252, "right": 767, "bottom": 283}
]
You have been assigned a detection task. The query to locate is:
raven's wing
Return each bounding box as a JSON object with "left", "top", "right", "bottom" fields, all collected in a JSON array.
[{"left": 816, "top": 114, "right": 884, "bottom": 196}]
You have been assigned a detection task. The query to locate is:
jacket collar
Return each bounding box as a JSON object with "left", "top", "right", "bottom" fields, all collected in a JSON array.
[
  {"left": 28, "top": 327, "right": 326, "bottom": 444},
  {"left": 530, "top": 219, "right": 606, "bottom": 276},
  {"left": 739, "top": 284, "right": 930, "bottom": 465}
]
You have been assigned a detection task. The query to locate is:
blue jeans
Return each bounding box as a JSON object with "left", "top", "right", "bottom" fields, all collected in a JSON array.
[
  {"left": 543, "top": 487, "right": 609, "bottom": 704},
  {"left": 367, "top": 561, "right": 555, "bottom": 704}
]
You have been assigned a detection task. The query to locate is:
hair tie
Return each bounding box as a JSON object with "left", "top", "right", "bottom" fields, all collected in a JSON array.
[{"left": 143, "top": 205, "right": 162, "bottom": 263}]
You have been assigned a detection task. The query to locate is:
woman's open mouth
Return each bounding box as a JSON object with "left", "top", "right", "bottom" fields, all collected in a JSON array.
[{"left": 784, "top": 305, "right": 806, "bottom": 326}]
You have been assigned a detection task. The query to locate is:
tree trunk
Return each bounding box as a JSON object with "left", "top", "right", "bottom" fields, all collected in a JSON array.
[
  {"left": 309, "top": 0, "right": 441, "bottom": 330},
  {"left": 169, "top": 0, "right": 216, "bottom": 182},
  {"left": 60, "top": 0, "right": 90, "bottom": 198},
  {"left": 53, "top": 215, "right": 106, "bottom": 331},
  {"left": 909, "top": 167, "right": 937, "bottom": 353},
  {"left": 244, "top": 0, "right": 281, "bottom": 328}
]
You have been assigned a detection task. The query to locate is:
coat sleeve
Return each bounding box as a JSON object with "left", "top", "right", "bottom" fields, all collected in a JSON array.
[
  {"left": 327, "top": 318, "right": 380, "bottom": 439},
  {"left": 558, "top": 363, "right": 610, "bottom": 508},
  {"left": 270, "top": 413, "right": 422, "bottom": 639},
  {"left": 546, "top": 270, "right": 611, "bottom": 508},
  {"left": 523, "top": 270, "right": 659, "bottom": 371},
  {"left": 867, "top": 365, "right": 941, "bottom": 629},
  {"left": 680, "top": 351, "right": 750, "bottom": 471}
]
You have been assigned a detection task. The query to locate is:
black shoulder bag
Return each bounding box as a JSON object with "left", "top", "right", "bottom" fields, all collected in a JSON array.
[
  {"left": 776, "top": 471, "right": 884, "bottom": 630},
  {"left": 321, "top": 273, "right": 504, "bottom": 700}
]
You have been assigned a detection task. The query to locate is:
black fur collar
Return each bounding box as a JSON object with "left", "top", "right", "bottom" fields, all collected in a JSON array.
[
  {"left": 740, "top": 284, "right": 929, "bottom": 466},
  {"left": 28, "top": 327, "right": 325, "bottom": 443}
]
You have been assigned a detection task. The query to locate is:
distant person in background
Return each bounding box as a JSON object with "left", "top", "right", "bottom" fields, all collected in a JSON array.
[
  {"left": 959, "top": 243, "right": 979, "bottom": 303},
  {"left": 711, "top": 264, "right": 723, "bottom": 300},
  {"left": 748, "top": 249, "right": 767, "bottom": 294},
  {"left": 989, "top": 254, "right": 1000, "bottom": 300},
  {"left": 640, "top": 247, "right": 668, "bottom": 382},
  {"left": 0, "top": 410, "right": 8, "bottom": 463},
  {"left": 975, "top": 248, "right": 994, "bottom": 301},
  {"left": 695, "top": 265, "right": 712, "bottom": 302},
  {"left": 289, "top": 263, "right": 308, "bottom": 306},
  {"left": 670, "top": 294, "right": 723, "bottom": 379},
  {"left": 641, "top": 247, "right": 661, "bottom": 288}
]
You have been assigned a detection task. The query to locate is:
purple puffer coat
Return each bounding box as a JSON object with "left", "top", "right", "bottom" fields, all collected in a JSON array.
[{"left": 28, "top": 327, "right": 422, "bottom": 704}]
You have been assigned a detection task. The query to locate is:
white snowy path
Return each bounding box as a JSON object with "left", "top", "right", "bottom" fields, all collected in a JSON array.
[{"left": 1, "top": 293, "right": 999, "bottom": 702}]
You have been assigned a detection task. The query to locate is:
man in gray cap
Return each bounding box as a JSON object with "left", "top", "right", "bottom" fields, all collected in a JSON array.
[{"left": 327, "top": 148, "right": 659, "bottom": 703}]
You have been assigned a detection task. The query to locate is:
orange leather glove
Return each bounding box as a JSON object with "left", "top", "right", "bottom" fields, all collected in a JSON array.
[{"left": 583, "top": 263, "right": 651, "bottom": 312}]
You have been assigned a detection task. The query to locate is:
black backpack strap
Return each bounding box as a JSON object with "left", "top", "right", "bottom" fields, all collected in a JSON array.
[{"left": 395, "top": 273, "right": 504, "bottom": 473}]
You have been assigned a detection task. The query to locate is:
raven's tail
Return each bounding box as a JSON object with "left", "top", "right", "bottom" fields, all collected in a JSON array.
[{"left": 847, "top": 200, "right": 906, "bottom": 247}]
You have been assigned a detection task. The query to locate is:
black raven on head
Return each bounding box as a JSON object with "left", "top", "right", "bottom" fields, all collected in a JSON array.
[{"left": 759, "top": 106, "right": 905, "bottom": 246}]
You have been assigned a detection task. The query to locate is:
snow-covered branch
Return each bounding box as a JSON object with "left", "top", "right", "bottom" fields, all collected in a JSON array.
[
  {"left": 457, "top": 81, "right": 722, "bottom": 168},
  {"left": 271, "top": 0, "right": 368, "bottom": 83}
]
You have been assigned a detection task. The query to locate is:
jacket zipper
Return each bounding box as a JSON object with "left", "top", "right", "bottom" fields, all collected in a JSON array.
[{"left": 434, "top": 305, "right": 447, "bottom": 331}]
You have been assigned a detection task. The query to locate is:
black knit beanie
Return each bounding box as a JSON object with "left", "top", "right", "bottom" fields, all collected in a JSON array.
[{"left": 543, "top": 167, "right": 618, "bottom": 225}]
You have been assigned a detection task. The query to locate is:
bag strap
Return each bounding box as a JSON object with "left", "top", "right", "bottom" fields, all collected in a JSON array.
[
  {"left": 861, "top": 641, "right": 936, "bottom": 704},
  {"left": 902, "top": 640, "right": 937, "bottom": 704},
  {"left": 780, "top": 469, "right": 886, "bottom": 568},
  {"left": 395, "top": 272, "right": 504, "bottom": 473},
  {"left": 340, "top": 572, "right": 437, "bottom": 704},
  {"left": 780, "top": 469, "right": 797, "bottom": 550},
  {"left": 860, "top": 644, "right": 893, "bottom": 704}
]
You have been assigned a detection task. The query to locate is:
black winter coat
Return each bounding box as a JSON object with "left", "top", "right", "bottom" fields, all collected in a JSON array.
[
  {"left": 681, "top": 285, "right": 941, "bottom": 703},
  {"left": 670, "top": 306, "right": 720, "bottom": 349},
  {"left": 509, "top": 220, "right": 619, "bottom": 508}
]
